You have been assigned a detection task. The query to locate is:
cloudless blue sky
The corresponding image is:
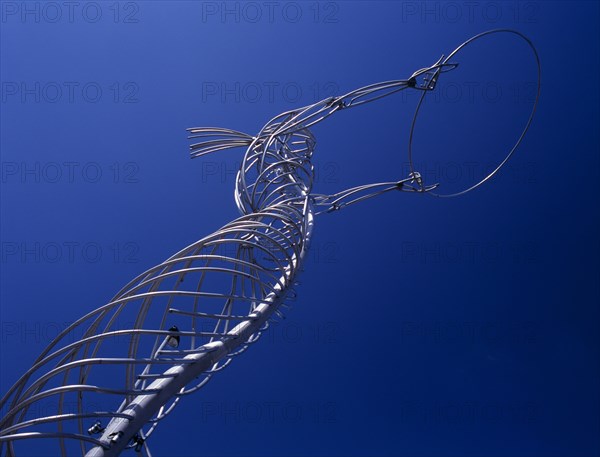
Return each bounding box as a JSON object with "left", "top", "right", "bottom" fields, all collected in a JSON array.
[{"left": 1, "top": 1, "right": 599, "bottom": 456}]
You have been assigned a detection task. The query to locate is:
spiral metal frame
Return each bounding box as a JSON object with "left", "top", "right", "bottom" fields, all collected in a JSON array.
[{"left": 0, "top": 30, "right": 540, "bottom": 457}]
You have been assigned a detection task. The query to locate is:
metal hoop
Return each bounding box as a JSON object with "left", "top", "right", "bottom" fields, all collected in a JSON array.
[{"left": 407, "top": 29, "right": 542, "bottom": 198}]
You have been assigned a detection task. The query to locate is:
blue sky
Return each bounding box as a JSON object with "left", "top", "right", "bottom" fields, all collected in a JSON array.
[{"left": 1, "top": 1, "right": 599, "bottom": 456}]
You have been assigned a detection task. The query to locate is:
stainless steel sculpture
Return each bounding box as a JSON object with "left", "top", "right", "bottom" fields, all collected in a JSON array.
[{"left": 0, "top": 30, "right": 540, "bottom": 457}]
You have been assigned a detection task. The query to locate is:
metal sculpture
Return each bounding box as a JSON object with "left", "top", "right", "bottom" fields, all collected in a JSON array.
[{"left": 0, "top": 30, "right": 540, "bottom": 457}]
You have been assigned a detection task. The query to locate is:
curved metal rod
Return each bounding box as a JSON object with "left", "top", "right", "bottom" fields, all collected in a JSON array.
[{"left": 407, "top": 29, "right": 542, "bottom": 198}]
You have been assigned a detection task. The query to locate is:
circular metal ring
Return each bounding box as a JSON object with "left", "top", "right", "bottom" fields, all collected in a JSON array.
[{"left": 407, "top": 29, "right": 542, "bottom": 198}]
